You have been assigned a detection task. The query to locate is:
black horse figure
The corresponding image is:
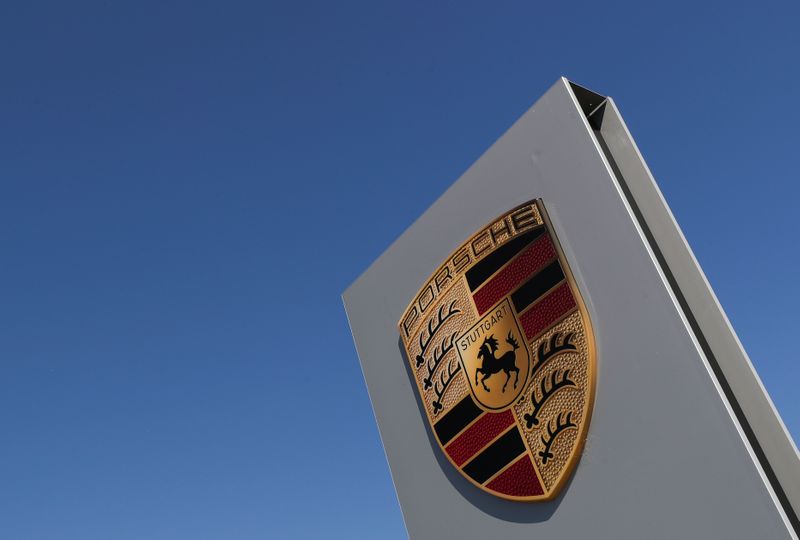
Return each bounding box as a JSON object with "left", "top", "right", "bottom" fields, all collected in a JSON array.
[{"left": 475, "top": 331, "right": 520, "bottom": 393}]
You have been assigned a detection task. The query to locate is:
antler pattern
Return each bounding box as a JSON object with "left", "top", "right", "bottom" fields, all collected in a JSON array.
[
  {"left": 538, "top": 412, "right": 578, "bottom": 464},
  {"left": 415, "top": 300, "right": 461, "bottom": 368},
  {"left": 523, "top": 369, "right": 576, "bottom": 428},
  {"left": 432, "top": 360, "right": 462, "bottom": 415},
  {"left": 423, "top": 332, "right": 458, "bottom": 390},
  {"left": 531, "top": 332, "right": 577, "bottom": 377}
]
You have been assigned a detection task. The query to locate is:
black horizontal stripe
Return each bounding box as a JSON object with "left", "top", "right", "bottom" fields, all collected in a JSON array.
[
  {"left": 434, "top": 395, "right": 482, "bottom": 445},
  {"left": 462, "top": 427, "right": 526, "bottom": 484},
  {"left": 511, "top": 259, "right": 564, "bottom": 313},
  {"left": 465, "top": 226, "right": 545, "bottom": 291}
]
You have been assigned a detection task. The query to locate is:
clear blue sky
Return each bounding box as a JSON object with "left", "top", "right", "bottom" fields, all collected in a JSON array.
[{"left": 1, "top": 1, "right": 798, "bottom": 538}]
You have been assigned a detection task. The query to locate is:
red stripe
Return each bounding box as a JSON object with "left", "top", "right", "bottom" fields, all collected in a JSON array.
[
  {"left": 485, "top": 454, "right": 544, "bottom": 497},
  {"left": 519, "top": 282, "right": 576, "bottom": 340},
  {"left": 444, "top": 410, "right": 515, "bottom": 467},
  {"left": 473, "top": 234, "right": 556, "bottom": 314}
]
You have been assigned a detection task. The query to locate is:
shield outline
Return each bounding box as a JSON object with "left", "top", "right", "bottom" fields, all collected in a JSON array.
[
  {"left": 456, "top": 297, "right": 532, "bottom": 412},
  {"left": 398, "top": 199, "right": 597, "bottom": 502}
]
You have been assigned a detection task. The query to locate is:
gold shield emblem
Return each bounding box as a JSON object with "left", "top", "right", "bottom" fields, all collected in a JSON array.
[{"left": 399, "top": 199, "right": 595, "bottom": 501}]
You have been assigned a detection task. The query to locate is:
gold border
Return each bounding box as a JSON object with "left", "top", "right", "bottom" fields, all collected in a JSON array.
[{"left": 397, "top": 199, "right": 597, "bottom": 503}]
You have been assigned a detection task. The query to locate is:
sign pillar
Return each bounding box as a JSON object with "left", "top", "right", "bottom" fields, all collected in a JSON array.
[{"left": 343, "top": 78, "right": 799, "bottom": 539}]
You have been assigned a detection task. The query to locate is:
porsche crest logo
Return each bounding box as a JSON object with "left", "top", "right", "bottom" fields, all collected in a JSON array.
[{"left": 398, "top": 200, "right": 596, "bottom": 501}]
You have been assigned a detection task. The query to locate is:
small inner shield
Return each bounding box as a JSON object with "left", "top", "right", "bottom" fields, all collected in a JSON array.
[{"left": 456, "top": 298, "right": 531, "bottom": 410}]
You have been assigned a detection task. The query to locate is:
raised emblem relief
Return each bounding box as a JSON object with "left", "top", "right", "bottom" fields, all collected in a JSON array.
[{"left": 398, "top": 199, "right": 596, "bottom": 501}]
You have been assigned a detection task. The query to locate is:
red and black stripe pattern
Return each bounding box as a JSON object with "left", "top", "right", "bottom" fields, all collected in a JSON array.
[
  {"left": 467, "top": 225, "right": 576, "bottom": 341},
  {"left": 400, "top": 201, "right": 593, "bottom": 501},
  {"left": 434, "top": 395, "right": 543, "bottom": 497},
  {"left": 427, "top": 224, "right": 581, "bottom": 498}
]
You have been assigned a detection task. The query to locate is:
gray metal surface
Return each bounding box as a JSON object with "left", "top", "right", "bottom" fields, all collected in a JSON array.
[
  {"left": 589, "top": 95, "right": 800, "bottom": 520},
  {"left": 343, "top": 78, "right": 796, "bottom": 539}
]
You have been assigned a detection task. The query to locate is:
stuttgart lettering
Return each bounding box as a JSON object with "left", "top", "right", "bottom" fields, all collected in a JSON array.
[{"left": 458, "top": 303, "right": 508, "bottom": 351}]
